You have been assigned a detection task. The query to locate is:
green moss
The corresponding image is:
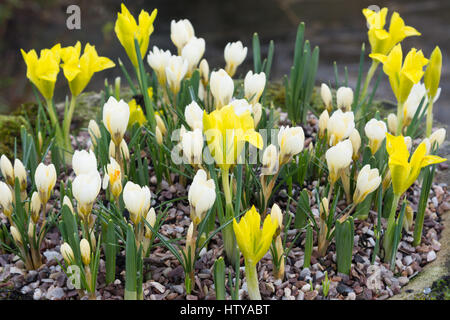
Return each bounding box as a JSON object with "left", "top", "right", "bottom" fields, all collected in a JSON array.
[
  {"left": 0, "top": 114, "right": 30, "bottom": 158},
  {"left": 413, "top": 276, "right": 450, "bottom": 300}
]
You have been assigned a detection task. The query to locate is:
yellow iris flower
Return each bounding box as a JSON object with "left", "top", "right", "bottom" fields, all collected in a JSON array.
[
  {"left": 233, "top": 206, "right": 277, "bottom": 265},
  {"left": 363, "top": 7, "right": 420, "bottom": 57},
  {"left": 386, "top": 133, "right": 446, "bottom": 196},
  {"left": 60, "top": 42, "right": 115, "bottom": 97},
  {"left": 203, "top": 104, "right": 263, "bottom": 171},
  {"left": 371, "top": 44, "right": 428, "bottom": 104},
  {"left": 127, "top": 99, "right": 147, "bottom": 129},
  {"left": 21, "top": 44, "right": 61, "bottom": 100},
  {"left": 114, "top": 3, "right": 157, "bottom": 67}
]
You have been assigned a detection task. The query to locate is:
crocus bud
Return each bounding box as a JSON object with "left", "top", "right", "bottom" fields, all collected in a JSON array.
[
  {"left": 199, "top": 59, "right": 209, "bottom": 86},
  {"left": 353, "top": 165, "right": 381, "bottom": 204},
  {"left": 387, "top": 113, "right": 397, "bottom": 134},
  {"left": 336, "top": 87, "right": 353, "bottom": 111},
  {"left": 278, "top": 126, "right": 305, "bottom": 165},
  {"left": 422, "top": 138, "right": 431, "bottom": 155},
  {"left": 88, "top": 120, "right": 101, "bottom": 148},
  {"left": 109, "top": 140, "right": 130, "bottom": 161},
  {"left": 429, "top": 128, "right": 446, "bottom": 149},
  {"left": 170, "top": 19, "right": 195, "bottom": 53},
  {"left": 14, "top": 159, "right": 27, "bottom": 192},
  {"left": 403, "top": 205, "right": 414, "bottom": 232},
  {"left": 424, "top": 46, "right": 442, "bottom": 100},
  {"left": 80, "top": 239, "right": 91, "bottom": 266},
  {"left": 382, "top": 169, "right": 392, "bottom": 191},
  {"left": 244, "top": 71, "right": 266, "bottom": 104},
  {"left": 145, "top": 207, "right": 157, "bottom": 239},
  {"left": 325, "top": 139, "right": 353, "bottom": 184},
  {"left": 10, "top": 226, "right": 22, "bottom": 244},
  {"left": 270, "top": 203, "right": 283, "bottom": 229},
  {"left": 327, "top": 110, "right": 355, "bottom": 146},
  {"left": 364, "top": 119, "right": 387, "bottom": 155},
  {"left": 181, "top": 37, "right": 205, "bottom": 75},
  {"left": 188, "top": 169, "right": 216, "bottom": 225},
  {"left": 181, "top": 128, "right": 203, "bottom": 166},
  {"left": 318, "top": 110, "right": 329, "bottom": 138},
  {"left": 321, "top": 83, "right": 332, "bottom": 112},
  {"left": 72, "top": 150, "right": 97, "bottom": 176},
  {"left": 185, "top": 101, "right": 203, "bottom": 130},
  {"left": 155, "top": 114, "right": 167, "bottom": 137},
  {"left": 147, "top": 46, "right": 171, "bottom": 86},
  {"left": 319, "top": 197, "right": 329, "bottom": 221},
  {"left": 27, "top": 221, "right": 35, "bottom": 240},
  {"left": 156, "top": 127, "right": 163, "bottom": 145},
  {"left": 0, "top": 155, "right": 14, "bottom": 186},
  {"left": 252, "top": 103, "right": 262, "bottom": 128},
  {"left": 261, "top": 144, "right": 279, "bottom": 176},
  {"left": 103, "top": 96, "right": 130, "bottom": 146},
  {"left": 34, "top": 163, "right": 56, "bottom": 204},
  {"left": 165, "top": 55, "right": 188, "bottom": 95},
  {"left": 60, "top": 242, "right": 75, "bottom": 264},
  {"left": 102, "top": 158, "right": 123, "bottom": 199},
  {"left": 0, "top": 181, "right": 13, "bottom": 217},
  {"left": 224, "top": 41, "right": 247, "bottom": 77},
  {"left": 185, "top": 222, "right": 195, "bottom": 259},
  {"left": 210, "top": 69, "right": 234, "bottom": 109},
  {"left": 30, "top": 191, "right": 41, "bottom": 224},
  {"left": 349, "top": 128, "right": 361, "bottom": 160},
  {"left": 72, "top": 170, "right": 101, "bottom": 219},
  {"left": 63, "top": 195, "right": 74, "bottom": 215},
  {"left": 38, "top": 131, "right": 44, "bottom": 151},
  {"left": 123, "top": 181, "right": 151, "bottom": 225}
]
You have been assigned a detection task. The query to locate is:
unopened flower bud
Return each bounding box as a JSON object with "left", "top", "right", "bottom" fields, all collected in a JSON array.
[{"left": 80, "top": 238, "right": 91, "bottom": 265}]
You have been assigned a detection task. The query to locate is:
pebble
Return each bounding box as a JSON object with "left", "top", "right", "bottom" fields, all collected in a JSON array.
[
  {"left": 299, "top": 268, "right": 311, "bottom": 279},
  {"left": 398, "top": 277, "right": 409, "bottom": 286},
  {"left": 46, "top": 286, "right": 65, "bottom": 300},
  {"left": 403, "top": 256, "right": 413, "bottom": 266},
  {"left": 304, "top": 290, "right": 318, "bottom": 300},
  {"left": 426, "top": 251, "right": 437, "bottom": 262},
  {"left": 173, "top": 285, "right": 184, "bottom": 295},
  {"left": 301, "top": 284, "right": 311, "bottom": 292},
  {"left": 346, "top": 292, "right": 356, "bottom": 300},
  {"left": 43, "top": 250, "right": 62, "bottom": 262},
  {"left": 150, "top": 281, "right": 166, "bottom": 294},
  {"left": 296, "top": 291, "right": 304, "bottom": 300},
  {"left": 33, "top": 288, "right": 43, "bottom": 300},
  {"left": 337, "top": 283, "right": 353, "bottom": 295}
]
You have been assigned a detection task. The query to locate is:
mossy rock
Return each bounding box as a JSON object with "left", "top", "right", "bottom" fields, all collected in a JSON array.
[{"left": 0, "top": 114, "right": 30, "bottom": 158}]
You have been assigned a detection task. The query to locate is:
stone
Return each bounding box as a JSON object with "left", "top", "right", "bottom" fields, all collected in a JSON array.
[
  {"left": 336, "top": 282, "right": 353, "bottom": 295},
  {"left": 346, "top": 292, "right": 356, "bottom": 300},
  {"left": 398, "top": 277, "right": 409, "bottom": 286},
  {"left": 426, "top": 250, "right": 437, "bottom": 262},
  {"left": 402, "top": 255, "right": 413, "bottom": 266},
  {"left": 46, "top": 286, "right": 65, "bottom": 300},
  {"left": 299, "top": 268, "right": 311, "bottom": 279},
  {"left": 301, "top": 284, "right": 311, "bottom": 292},
  {"left": 33, "top": 288, "right": 43, "bottom": 300},
  {"left": 296, "top": 290, "right": 304, "bottom": 300}
]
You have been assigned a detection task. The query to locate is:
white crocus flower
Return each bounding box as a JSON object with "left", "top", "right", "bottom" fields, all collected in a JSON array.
[
  {"left": 336, "top": 86, "right": 353, "bottom": 111},
  {"left": 72, "top": 170, "right": 101, "bottom": 219},
  {"left": 403, "top": 83, "right": 440, "bottom": 126},
  {"left": 181, "top": 37, "right": 205, "bottom": 75},
  {"left": 318, "top": 110, "right": 329, "bottom": 138},
  {"left": 429, "top": 128, "right": 446, "bottom": 150},
  {"left": 34, "top": 163, "right": 56, "bottom": 204},
  {"left": 244, "top": 71, "right": 266, "bottom": 104},
  {"left": 321, "top": 83, "right": 333, "bottom": 111},
  {"left": 102, "top": 157, "right": 123, "bottom": 199},
  {"left": 278, "top": 126, "right": 305, "bottom": 165},
  {"left": 261, "top": 144, "right": 279, "bottom": 176},
  {"left": 185, "top": 101, "right": 204, "bottom": 130},
  {"left": 170, "top": 19, "right": 195, "bottom": 54},
  {"left": 0, "top": 181, "right": 13, "bottom": 217},
  {"left": 224, "top": 41, "right": 247, "bottom": 77},
  {"left": 387, "top": 113, "right": 397, "bottom": 134},
  {"left": 0, "top": 155, "right": 14, "bottom": 186},
  {"left": 325, "top": 139, "right": 353, "bottom": 184},
  {"left": 102, "top": 96, "right": 130, "bottom": 146},
  {"left": 147, "top": 46, "right": 172, "bottom": 86},
  {"left": 14, "top": 159, "right": 27, "bottom": 191},
  {"left": 188, "top": 169, "right": 216, "bottom": 224},
  {"left": 181, "top": 128, "right": 204, "bottom": 166},
  {"left": 210, "top": 69, "right": 234, "bottom": 109},
  {"left": 123, "top": 181, "right": 151, "bottom": 225},
  {"left": 353, "top": 165, "right": 381, "bottom": 204},
  {"left": 364, "top": 119, "right": 387, "bottom": 155},
  {"left": 327, "top": 109, "right": 355, "bottom": 146},
  {"left": 165, "top": 55, "right": 188, "bottom": 95},
  {"left": 72, "top": 150, "right": 97, "bottom": 176},
  {"left": 349, "top": 128, "right": 361, "bottom": 160}
]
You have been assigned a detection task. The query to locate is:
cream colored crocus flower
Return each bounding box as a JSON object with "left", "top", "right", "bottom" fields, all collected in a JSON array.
[
  {"left": 80, "top": 239, "right": 91, "bottom": 266},
  {"left": 325, "top": 139, "right": 353, "bottom": 184},
  {"left": 0, "top": 181, "right": 13, "bottom": 217},
  {"left": 185, "top": 101, "right": 203, "bottom": 130},
  {"left": 155, "top": 114, "right": 167, "bottom": 137},
  {"left": 336, "top": 87, "right": 353, "bottom": 111},
  {"left": 188, "top": 169, "right": 216, "bottom": 225},
  {"left": 353, "top": 165, "right": 381, "bottom": 204},
  {"left": 270, "top": 203, "right": 284, "bottom": 279},
  {"left": 123, "top": 181, "right": 151, "bottom": 225},
  {"left": 144, "top": 208, "right": 157, "bottom": 238},
  {"left": 252, "top": 103, "right": 262, "bottom": 128},
  {"left": 30, "top": 191, "right": 41, "bottom": 224},
  {"left": 88, "top": 120, "right": 101, "bottom": 148},
  {"left": 10, "top": 226, "right": 22, "bottom": 244},
  {"left": 210, "top": 69, "right": 234, "bottom": 109},
  {"left": 103, "top": 96, "right": 130, "bottom": 146},
  {"left": 349, "top": 128, "right": 361, "bottom": 160},
  {"left": 165, "top": 55, "right": 188, "bottom": 95},
  {"left": 429, "top": 128, "right": 446, "bottom": 150},
  {"left": 199, "top": 59, "right": 209, "bottom": 86},
  {"left": 327, "top": 109, "right": 355, "bottom": 146},
  {"left": 102, "top": 158, "right": 123, "bottom": 199},
  {"left": 155, "top": 127, "right": 163, "bottom": 145},
  {"left": 278, "top": 126, "right": 305, "bottom": 165},
  {"left": 0, "top": 155, "right": 14, "bottom": 186},
  {"left": 72, "top": 170, "right": 101, "bottom": 219},
  {"left": 60, "top": 242, "right": 75, "bottom": 265},
  {"left": 402, "top": 83, "right": 438, "bottom": 126},
  {"left": 318, "top": 110, "right": 329, "bottom": 138},
  {"left": 321, "top": 83, "right": 333, "bottom": 112},
  {"left": 72, "top": 150, "right": 97, "bottom": 176},
  {"left": 170, "top": 19, "right": 195, "bottom": 54},
  {"left": 14, "top": 159, "right": 27, "bottom": 192},
  {"left": 365, "top": 119, "right": 387, "bottom": 155},
  {"left": 62, "top": 195, "right": 74, "bottom": 215},
  {"left": 224, "top": 41, "right": 247, "bottom": 77},
  {"left": 147, "top": 46, "right": 172, "bottom": 86},
  {"left": 181, "top": 128, "right": 204, "bottom": 166},
  {"left": 108, "top": 140, "right": 130, "bottom": 162},
  {"left": 182, "top": 37, "right": 205, "bottom": 75},
  {"left": 34, "top": 163, "right": 56, "bottom": 205},
  {"left": 262, "top": 144, "right": 279, "bottom": 176},
  {"left": 387, "top": 113, "right": 397, "bottom": 134},
  {"left": 244, "top": 71, "right": 266, "bottom": 104}
]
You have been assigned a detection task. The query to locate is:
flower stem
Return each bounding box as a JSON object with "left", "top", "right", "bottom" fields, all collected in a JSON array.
[
  {"left": 396, "top": 102, "right": 404, "bottom": 136},
  {"left": 62, "top": 95, "right": 77, "bottom": 152},
  {"left": 426, "top": 100, "right": 434, "bottom": 137},
  {"left": 383, "top": 193, "right": 401, "bottom": 263},
  {"left": 245, "top": 260, "right": 261, "bottom": 300},
  {"left": 360, "top": 60, "right": 379, "bottom": 104}
]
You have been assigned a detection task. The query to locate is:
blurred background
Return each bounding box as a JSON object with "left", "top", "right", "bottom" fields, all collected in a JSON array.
[{"left": 0, "top": 0, "right": 448, "bottom": 124}]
